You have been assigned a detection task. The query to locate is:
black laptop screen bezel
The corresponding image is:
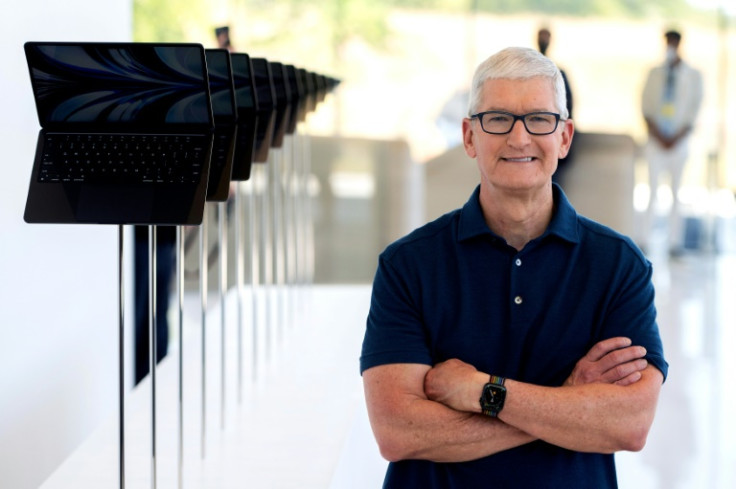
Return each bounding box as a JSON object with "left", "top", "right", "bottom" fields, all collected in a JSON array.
[{"left": 204, "top": 48, "right": 238, "bottom": 125}]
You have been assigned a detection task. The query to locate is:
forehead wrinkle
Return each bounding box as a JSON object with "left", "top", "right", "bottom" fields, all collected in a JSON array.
[{"left": 478, "top": 79, "right": 558, "bottom": 115}]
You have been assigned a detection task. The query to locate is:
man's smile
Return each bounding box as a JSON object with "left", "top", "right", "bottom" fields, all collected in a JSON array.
[{"left": 502, "top": 156, "right": 535, "bottom": 162}]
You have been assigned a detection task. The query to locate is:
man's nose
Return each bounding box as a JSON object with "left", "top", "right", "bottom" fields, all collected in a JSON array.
[{"left": 506, "top": 119, "right": 531, "bottom": 146}]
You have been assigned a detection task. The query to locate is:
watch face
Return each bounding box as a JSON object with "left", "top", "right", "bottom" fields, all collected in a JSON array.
[
  {"left": 482, "top": 383, "right": 506, "bottom": 413},
  {"left": 485, "top": 385, "right": 505, "bottom": 404}
]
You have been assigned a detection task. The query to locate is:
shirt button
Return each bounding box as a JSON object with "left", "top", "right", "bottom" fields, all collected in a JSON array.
[
  {"left": 515, "top": 258, "right": 522, "bottom": 266},
  {"left": 514, "top": 296, "right": 523, "bottom": 305}
]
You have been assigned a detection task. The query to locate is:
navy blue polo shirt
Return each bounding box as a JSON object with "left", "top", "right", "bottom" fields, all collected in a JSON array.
[{"left": 360, "top": 184, "right": 668, "bottom": 489}]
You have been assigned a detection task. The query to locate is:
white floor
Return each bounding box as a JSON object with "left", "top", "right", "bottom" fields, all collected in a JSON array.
[{"left": 40, "top": 284, "right": 384, "bottom": 489}]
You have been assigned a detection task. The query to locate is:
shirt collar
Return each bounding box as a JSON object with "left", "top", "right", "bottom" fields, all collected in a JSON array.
[{"left": 457, "top": 183, "right": 580, "bottom": 245}]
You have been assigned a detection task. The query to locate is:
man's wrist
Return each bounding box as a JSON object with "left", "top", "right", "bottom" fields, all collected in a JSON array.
[
  {"left": 470, "top": 371, "right": 492, "bottom": 413},
  {"left": 479, "top": 374, "right": 507, "bottom": 417}
]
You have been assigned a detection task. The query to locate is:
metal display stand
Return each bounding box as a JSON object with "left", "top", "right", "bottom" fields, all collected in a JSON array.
[
  {"left": 199, "top": 212, "right": 208, "bottom": 458},
  {"left": 260, "top": 162, "right": 273, "bottom": 360},
  {"left": 281, "top": 138, "right": 294, "bottom": 331},
  {"left": 176, "top": 226, "right": 185, "bottom": 489},
  {"left": 250, "top": 176, "right": 260, "bottom": 379},
  {"left": 235, "top": 184, "right": 245, "bottom": 402},
  {"left": 117, "top": 226, "right": 126, "bottom": 489},
  {"left": 218, "top": 201, "right": 227, "bottom": 429},
  {"left": 148, "top": 226, "right": 158, "bottom": 489},
  {"left": 270, "top": 149, "right": 285, "bottom": 341}
]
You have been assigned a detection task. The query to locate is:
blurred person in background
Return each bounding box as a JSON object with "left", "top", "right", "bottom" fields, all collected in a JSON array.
[
  {"left": 537, "top": 26, "right": 575, "bottom": 184},
  {"left": 215, "top": 25, "right": 233, "bottom": 51},
  {"left": 641, "top": 29, "right": 703, "bottom": 255},
  {"left": 134, "top": 226, "right": 175, "bottom": 384}
]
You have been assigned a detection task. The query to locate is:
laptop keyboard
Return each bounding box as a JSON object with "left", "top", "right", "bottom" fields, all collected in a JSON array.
[{"left": 38, "top": 133, "right": 208, "bottom": 184}]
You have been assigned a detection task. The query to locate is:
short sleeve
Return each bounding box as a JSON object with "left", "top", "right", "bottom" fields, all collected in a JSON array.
[
  {"left": 602, "top": 257, "right": 669, "bottom": 381},
  {"left": 360, "top": 251, "right": 433, "bottom": 374}
]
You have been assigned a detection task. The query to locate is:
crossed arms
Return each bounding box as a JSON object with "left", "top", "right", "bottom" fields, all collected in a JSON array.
[{"left": 363, "top": 337, "right": 663, "bottom": 463}]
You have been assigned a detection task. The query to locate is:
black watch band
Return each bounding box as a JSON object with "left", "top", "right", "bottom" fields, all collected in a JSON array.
[{"left": 479, "top": 375, "right": 507, "bottom": 417}]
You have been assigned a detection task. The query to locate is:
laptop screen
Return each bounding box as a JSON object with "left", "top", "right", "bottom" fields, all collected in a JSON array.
[
  {"left": 230, "top": 53, "right": 257, "bottom": 116},
  {"left": 204, "top": 49, "right": 237, "bottom": 122},
  {"left": 269, "top": 61, "right": 290, "bottom": 107},
  {"left": 251, "top": 58, "right": 275, "bottom": 111},
  {"left": 25, "top": 42, "right": 213, "bottom": 131}
]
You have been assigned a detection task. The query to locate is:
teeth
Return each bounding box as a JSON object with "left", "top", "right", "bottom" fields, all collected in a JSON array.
[{"left": 506, "top": 157, "right": 533, "bottom": 162}]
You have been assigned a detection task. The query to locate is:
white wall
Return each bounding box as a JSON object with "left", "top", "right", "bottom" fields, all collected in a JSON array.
[{"left": 0, "top": 2, "right": 132, "bottom": 488}]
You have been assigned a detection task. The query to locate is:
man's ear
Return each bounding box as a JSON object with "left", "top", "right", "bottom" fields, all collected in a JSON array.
[
  {"left": 462, "top": 118, "right": 477, "bottom": 158},
  {"left": 558, "top": 119, "right": 575, "bottom": 159}
]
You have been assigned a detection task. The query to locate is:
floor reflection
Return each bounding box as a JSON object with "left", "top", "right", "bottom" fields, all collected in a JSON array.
[{"left": 617, "top": 247, "right": 736, "bottom": 489}]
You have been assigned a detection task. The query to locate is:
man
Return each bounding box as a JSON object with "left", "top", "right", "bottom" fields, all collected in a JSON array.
[
  {"left": 361, "top": 47, "right": 667, "bottom": 487},
  {"left": 641, "top": 29, "right": 703, "bottom": 254},
  {"left": 215, "top": 25, "right": 233, "bottom": 51}
]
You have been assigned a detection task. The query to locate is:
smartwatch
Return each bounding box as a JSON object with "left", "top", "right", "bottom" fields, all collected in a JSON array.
[{"left": 479, "top": 375, "right": 506, "bottom": 417}]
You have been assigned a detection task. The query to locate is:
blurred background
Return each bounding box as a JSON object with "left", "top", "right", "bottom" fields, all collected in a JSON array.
[
  {"left": 134, "top": 0, "right": 736, "bottom": 282},
  {"left": 1, "top": 1, "right": 736, "bottom": 488},
  {"left": 130, "top": 0, "right": 736, "bottom": 185}
]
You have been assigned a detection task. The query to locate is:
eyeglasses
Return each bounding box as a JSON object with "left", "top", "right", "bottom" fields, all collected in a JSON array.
[{"left": 470, "top": 110, "right": 563, "bottom": 136}]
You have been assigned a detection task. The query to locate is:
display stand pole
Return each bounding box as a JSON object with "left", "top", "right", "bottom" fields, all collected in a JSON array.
[
  {"left": 199, "top": 212, "right": 208, "bottom": 458},
  {"left": 218, "top": 201, "right": 227, "bottom": 430},
  {"left": 280, "top": 146, "right": 290, "bottom": 329},
  {"left": 235, "top": 185, "right": 244, "bottom": 403},
  {"left": 249, "top": 178, "right": 259, "bottom": 379},
  {"left": 149, "top": 225, "right": 158, "bottom": 489},
  {"left": 288, "top": 135, "right": 300, "bottom": 314},
  {"left": 271, "top": 150, "right": 284, "bottom": 341},
  {"left": 294, "top": 133, "right": 304, "bottom": 288},
  {"left": 261, "top": 162, "right": 272, "bottom": 359},
  {"left": 176, "top": 226, "right": 184, "bottom": 489},
  {"left": 118, "top": 225, "right": 126, "bottom": 489},
  {"left": 303, "top": 133, "right": 314, "bottom": 284},
  {"left": 294, "top": 133, "right": 302, "bottom": 288}
]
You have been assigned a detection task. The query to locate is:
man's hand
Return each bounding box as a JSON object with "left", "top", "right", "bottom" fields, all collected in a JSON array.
[
  {"left": 564, "top": 337, "right": 648, "bottom": 387},
  {"left": 424, "top": 359, "right": 488, "bottom": 413}
]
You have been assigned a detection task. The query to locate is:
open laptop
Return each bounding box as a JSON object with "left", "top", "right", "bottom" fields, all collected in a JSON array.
[
  {"left": 204, "top": 48, "right": 238, "bottom": 202},
  {"left": 229, "top": 52, "right": 258, "bottom": 181},
  {"left": 251, "top": 57, "right": 276, "bottom": 163},
  {"left": 284, "top": 64, "right": 305, "bottom": 135},
  {"left": 269, "top": 61, "right": 292, "bottom": 149},
  {"left": 299, "top": 68, "right": 317, "bottom": 116},
  {"left": 23, "top": 42, "right": 214, "bottom": 225}
]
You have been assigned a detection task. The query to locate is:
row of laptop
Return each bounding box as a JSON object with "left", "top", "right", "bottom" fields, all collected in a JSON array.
[{"left": 22, "top": 42, "right": 338, "bottom": 225}]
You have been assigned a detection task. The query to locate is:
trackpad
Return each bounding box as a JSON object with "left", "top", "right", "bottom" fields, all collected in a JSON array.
[{"left": 76, "top": 185, "right": 154, "bottom": 224}]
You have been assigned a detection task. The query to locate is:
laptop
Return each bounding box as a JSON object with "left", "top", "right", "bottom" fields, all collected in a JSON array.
[
  {"left": 229, "top": 52, "right": 258, "bottom": 181},
  {"left": 23, "top": 42, "right": 214, "bottom": 225},
  {"left": 204, "top": 48, "right": 238, "bottom": 201},
  {"left": 284, "top": 64, "right": 305, "bottom": 135},
  {"left": 299, "top": 68, "right": 317, "bottom": 116},
  {"left": 268, "top": 61, "right": 292, "bottom": 149},
  {"left": 251, "top": 58, "right": 276, "bottom": 163}
]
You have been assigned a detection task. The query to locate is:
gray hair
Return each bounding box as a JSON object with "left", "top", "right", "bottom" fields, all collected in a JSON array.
[{"left": 467, "top": 46, "right": 568, "bottom": 119}]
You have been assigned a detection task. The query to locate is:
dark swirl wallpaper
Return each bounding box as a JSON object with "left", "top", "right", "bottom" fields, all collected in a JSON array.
[
  {"left": 252, "top": 58, "right": 275, "bottom": 111},
  {"left": 25, "top": 43, "right": 213, "bottom": 128},
  {"left": 204, "top": 49, "right": 236, "bottom": 120},
  {"left": 230, "top": 52, "right": 257, "bottom": 113}
]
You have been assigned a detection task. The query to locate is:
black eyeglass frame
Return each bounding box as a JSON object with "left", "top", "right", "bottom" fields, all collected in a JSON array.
[{"left": 470, "top": 110, "right": 563, "bottom": 136}]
